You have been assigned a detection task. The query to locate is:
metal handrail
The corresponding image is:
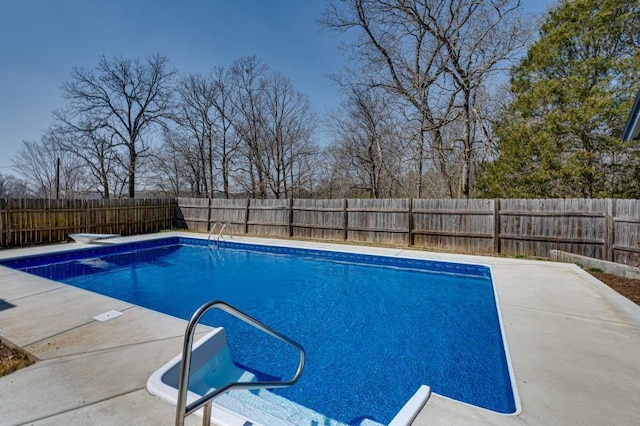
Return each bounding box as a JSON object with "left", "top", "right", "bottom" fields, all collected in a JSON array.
[
  {"left": 216, "top": 222, "right": 229, "bottom": 243},
  {"left": 175, "top": 300, "right": 306, "bottom": 426},
  {"left": 206, "top": 222, "right": 221, "bottom": 243},
  {"left": 207, "top": 222, "right": 231, "bottom": 245}
]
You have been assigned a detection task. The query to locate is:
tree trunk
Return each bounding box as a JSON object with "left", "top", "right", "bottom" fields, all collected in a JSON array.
[
  {"left": 461, "top": 89, "right": 472, "bottom": 199},
  {"left": 128, "top": 149, "right": 136, "bottom": 198}
]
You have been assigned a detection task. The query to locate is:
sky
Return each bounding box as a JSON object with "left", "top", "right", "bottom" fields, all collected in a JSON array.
[{"left": 0, "top": 0, "right": 557, "bottom": 174}]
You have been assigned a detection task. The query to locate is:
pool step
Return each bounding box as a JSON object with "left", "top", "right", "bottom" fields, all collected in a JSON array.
[{"left": 215, "top": 388, "right": 351, "bottom": 426}]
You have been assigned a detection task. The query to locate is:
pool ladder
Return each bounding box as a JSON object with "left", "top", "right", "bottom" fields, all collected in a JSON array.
[
  {"left": 175, "top": 300, "right": 306, "bottom": 426},
  {"left": 207, "top": 221, "right": 231, "bottom": 246}
]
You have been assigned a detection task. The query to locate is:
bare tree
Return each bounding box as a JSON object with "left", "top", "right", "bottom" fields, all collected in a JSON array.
[
  {"left": 230, "top": 56, "right": 270, "bottom": 198},
  {"left": 322, "top": 0, "right": 454, "bottom": 197},
  {"left": 173, "top": 72, "right": 218, "bottom": 198},
  {"left": 155, "top": 126, "right": 211, "bottom": 197},
  {"left": 424, "top": 0, "right": 529, "bottom": 196},
  {"left": 55, "top": 54, "right": 175, "bottom": 198},
  {"left": 211, "top": 66, "right": 242, "bottom": 199},
  {"left": 0, "top": 173, "right": 30, "bottom": 198},
  {"left": 169, "top": 66, "right": 243, "bottom": 198},
  {"left": 146, "top": 129, "right": 185, "bottom": 197},
  {"left": 11, "top": 137, "right": 85, "bottom": 198},
  {"left": 326, "top": 87, "right": 407, "bottom": 198},
  {"left": 322, "top": 0, "right": 530, "bottom": 197},
  {"left": 153, "top": 56, "right": 318, "bottom": 199},
  {"left": 48, "top": 122, "right": 121, "bottom": 198},
  {"left": 260, "top": 71, "right": 318, "bottom": 198}
]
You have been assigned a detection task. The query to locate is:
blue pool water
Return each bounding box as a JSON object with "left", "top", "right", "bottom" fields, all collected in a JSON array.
[{"left": 1, "top": 237, "right": 515, "bottom": 424}]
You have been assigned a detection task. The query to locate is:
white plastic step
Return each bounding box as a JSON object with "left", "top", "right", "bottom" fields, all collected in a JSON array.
[
  {"left": 215, "top": 388, "right": 350, "bottom": 426},
  {"left": 360, "top": 419, "right": 385, "bottom": 426}
]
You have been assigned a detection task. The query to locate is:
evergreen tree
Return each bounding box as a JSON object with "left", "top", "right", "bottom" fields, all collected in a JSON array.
[{"left": 479, "top": 0, "right": 640, "bottom": 198}]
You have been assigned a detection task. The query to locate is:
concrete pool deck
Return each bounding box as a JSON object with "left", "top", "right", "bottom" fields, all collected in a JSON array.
[{"left": 0, "top": 231, "right": 639, "bottom": 425}]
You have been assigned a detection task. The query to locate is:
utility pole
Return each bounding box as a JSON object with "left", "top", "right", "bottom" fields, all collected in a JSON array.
[{"left": 55, "top": 157, "right": 60, "bottom": 199}]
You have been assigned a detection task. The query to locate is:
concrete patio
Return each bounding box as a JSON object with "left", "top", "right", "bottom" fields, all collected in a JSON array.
[{"left": 1, "top": 232, "right": 639, "bottom": 425}]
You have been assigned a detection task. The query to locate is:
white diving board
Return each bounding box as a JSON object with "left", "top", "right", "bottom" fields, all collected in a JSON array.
[{"left": 68, "top": 233, "right": 121, "bottom": 244}]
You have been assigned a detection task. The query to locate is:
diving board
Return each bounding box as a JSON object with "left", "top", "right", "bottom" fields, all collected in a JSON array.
[{"left": 68, "top": 233, "right": 121, "bottom": 244}]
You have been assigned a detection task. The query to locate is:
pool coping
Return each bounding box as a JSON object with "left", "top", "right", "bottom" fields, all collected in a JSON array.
[{"left": 1, "top": 231, "right": 639, "bottom": 425}]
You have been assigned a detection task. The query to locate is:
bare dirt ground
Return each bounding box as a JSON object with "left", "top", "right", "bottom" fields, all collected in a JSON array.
[
  {"left": 1, "top": 270, "right": 638, "bottom": 377},
  {"left": 590, "top": 271, "right": 640, "bottom": 305}
]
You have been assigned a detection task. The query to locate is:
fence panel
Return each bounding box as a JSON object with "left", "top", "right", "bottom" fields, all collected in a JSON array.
[
  {"left": 210, "top": 199, "right": 249, "bottom": 236},
  {"left": 89, "top": 199, "right": 129, "bottom": 235},
  {"left": 499, "top": 198, "right": 606, "bottom": 258},
  {"left": 248, "top": 198, "right": 289, "bottom": 237},
  {"left": 176, "top": 197, "right": 209, "bottom": 232},
  {"left": 146, "top": 198, "right": 176, "bottom": 232},
  {"left": 347, "top": 198, "right": 409, "bottom": 245},
  {"left": 292, "top": 198, "right": 345, "bottom": 241},
  {"left": 3, "top": 197, "right": 637, "bottom": 268},
  {"left": 413, "top": 199, "right": 494, "bottom": 253},
  {"left": 613, "top": 199, "right": 640, "bottom": 267},
  {"left": 5, "top": 198, "right": 86, "bottom": 246},
  {"left": 0, "top": 198, "right": 174, "bottom": 248}
]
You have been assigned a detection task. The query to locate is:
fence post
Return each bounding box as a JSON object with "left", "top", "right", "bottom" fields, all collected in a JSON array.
[
  {"left": 4, "top": 198, "right": 10, "bottom": 246},
  {"left": 144, "top": 199, "right": 149, "bottom": 233},
  {"left": 0, "top": 199, "right": 4, "bottom": 247},
  {"left": 84, "top": 200, "right": 90, "bottom": 233},
  {"left": 493, "top": 198, "right": 501, "bottom": 255},
  {"left": 173, "top": 198, "right": 182, "bottom": 230},
  {"left": 343, "top": 198, "right": 348, "bottom": 241},
  {"left": 288, "top": 198, "right": 294, "bottom": 237},
  {"left": 604, "top": 198, "right": 615, "bottom": 262},
  {"left": 244, "top": 199, "right": 250, "bottom": 234},
  {"left": 408, "top": 198, "right": 414, "bottom": 246},
  {"left": 206, "top": 197, "right": 212, "bottom": 232}
]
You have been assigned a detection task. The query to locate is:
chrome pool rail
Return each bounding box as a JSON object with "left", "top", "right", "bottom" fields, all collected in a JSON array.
[
  {"left": 175, "top": 300, "right": 306, "bottom": 426},
  {"left": 207, "top": 221, "right": 231, "bottom": 245}
]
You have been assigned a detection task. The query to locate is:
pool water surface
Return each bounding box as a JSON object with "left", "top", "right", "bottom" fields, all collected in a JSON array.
[{"left": 1, "top": 237, "right": 516, "bottom": 424}]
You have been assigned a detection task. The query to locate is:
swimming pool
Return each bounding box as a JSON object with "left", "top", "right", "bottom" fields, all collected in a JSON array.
[{"left": 1, "top": 237, "right": 517, "bottom": 424}]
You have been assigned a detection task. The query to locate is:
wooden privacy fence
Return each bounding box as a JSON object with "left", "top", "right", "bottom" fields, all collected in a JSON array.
[
  {"left": 1, "top": 197, "right": 637, "bottom": 267},
  {"left": 0, "top": 198, "right": 175, "bottom": 248},
  {"left": 177, "top": 197, "right": 640, "bottom": 267}
]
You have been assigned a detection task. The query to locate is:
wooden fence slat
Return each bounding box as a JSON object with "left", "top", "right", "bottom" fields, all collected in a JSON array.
[
  {"left": 605, "top": 199, "right": 614, "bottom": 261},
  {"left": 499, "top": 210, "right": 605, "bottom": 218},
  {"left": 291, "top": 223, "right": 344, "bottom": 231},
  {"left": 343, "top": 199, "right": 348, "bottom": 241},
  {"left": 292, "top": 206, "right": 345, "bottom": 212},
  {"left": 500, "top": 234, "right": 604, "bottom": 244},
  {"left": 614, "top": 217, "right": 640, "bottom": 224},
  {"left": 408, "top": 198, "right": 414, "bottom": 246},
  {"left": 613, "top": 245, "right": 640, "bottom": 253},
  {"left": 346, "top": 208, "right": 409, "bottom": 213},
  {"left": 493, "top": 199, "right": 500, "bottom": 254},
  {"left": 412, "top": 209, "right": 494, "bottom": 215},
  {"left": 413, "top": 230, "right": 494, "bottom": 238}
]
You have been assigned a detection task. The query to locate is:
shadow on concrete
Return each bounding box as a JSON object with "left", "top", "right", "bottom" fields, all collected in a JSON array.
[{"left": 0, "top": 299, "right": 16, "bottom": 312}]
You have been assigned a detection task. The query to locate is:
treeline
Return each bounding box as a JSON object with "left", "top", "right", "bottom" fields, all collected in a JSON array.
[
  {"left": 4, "top": 0, "right": 640, "bottom": 200},
  {"left": 11, "top": 55, "right": 318, "bottom": 200}
]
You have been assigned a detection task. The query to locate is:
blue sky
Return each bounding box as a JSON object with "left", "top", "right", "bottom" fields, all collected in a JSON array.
[{"left": 0, "top": 0, "right": 556, "bottom": 173}]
